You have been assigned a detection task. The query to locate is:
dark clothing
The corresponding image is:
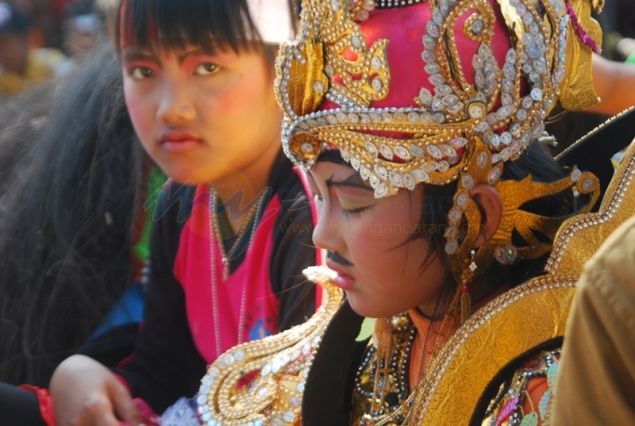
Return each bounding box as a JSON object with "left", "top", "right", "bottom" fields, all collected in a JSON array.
[{"left": 117, "top": 152, "right": 318, "bottom": 412}]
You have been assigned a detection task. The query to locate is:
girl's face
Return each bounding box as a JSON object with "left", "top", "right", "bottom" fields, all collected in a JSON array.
[
  {"left": 122, "top": 43, "right": 282, "bottom": 187},
  {"left": 309, "top": 160, "right": 451, "bottom": 318}
]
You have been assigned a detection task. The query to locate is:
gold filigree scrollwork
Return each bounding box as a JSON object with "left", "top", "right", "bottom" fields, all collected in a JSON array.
[
  {"left": 198, "top": 267, "right": 344, "bottom": 426},
  {"left": 435, "top": 0, "right": 499, "bottom": 106},
  {"left": 317, "top": 0, "right": 390, "bottom": 106}
]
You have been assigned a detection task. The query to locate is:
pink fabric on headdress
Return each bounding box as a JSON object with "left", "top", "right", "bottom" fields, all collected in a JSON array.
[{"left": 322, "top": 1, "right": 511, "bottom": 111}]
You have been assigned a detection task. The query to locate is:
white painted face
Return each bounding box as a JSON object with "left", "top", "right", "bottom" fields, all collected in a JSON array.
[{"left": 308, "top": 160, "right": 452, "bottom": 318}]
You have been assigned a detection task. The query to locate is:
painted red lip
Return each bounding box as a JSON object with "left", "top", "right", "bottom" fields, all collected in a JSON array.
[
  {"left": 158, "top": 131, "right": 203, "bottom": 153},
  {"left": 159, "top": 131, "right": 202, "bottom": 144},
  {"left": 326, "top": 261, "right": 355, "bottom": 291}
]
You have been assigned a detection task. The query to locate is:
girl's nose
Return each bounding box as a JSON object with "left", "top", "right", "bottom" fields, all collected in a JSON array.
[
  {"left": 312, "top": 198, "right": 345, "bottom": 255},
  {"left": 157, "top": 84, "right": 196, "bottom": 126}
]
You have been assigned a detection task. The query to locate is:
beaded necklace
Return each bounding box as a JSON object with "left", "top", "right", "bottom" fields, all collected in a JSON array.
[
  {"left": 208, "top": 188, "right": 267, "bottom": 358},
  {"left": 209, "top": 190, "right": 265, "bottom": 280},
  {"left": 353, "top": 314, "right": 416, "bottom": 425},
  {"left": 353, "top": 297, "right": 461, "bottom": 425}
]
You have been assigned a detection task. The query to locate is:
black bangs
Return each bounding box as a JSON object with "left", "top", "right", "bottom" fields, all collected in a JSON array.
[
  {"left": 116, "top": 0, "right": 262, "bottom": 53},
  {"left": 316, "top": 150, "right": 351, "bottom": 166}
]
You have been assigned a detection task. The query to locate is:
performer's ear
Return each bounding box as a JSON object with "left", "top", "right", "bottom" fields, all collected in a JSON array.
[{"left": 471, "top": 184, "right": 502, "bottom": 248}]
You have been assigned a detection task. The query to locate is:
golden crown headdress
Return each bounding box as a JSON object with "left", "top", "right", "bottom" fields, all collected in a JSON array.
[{"left": 274, "top": 0, "right": 602, "bottom": 281}]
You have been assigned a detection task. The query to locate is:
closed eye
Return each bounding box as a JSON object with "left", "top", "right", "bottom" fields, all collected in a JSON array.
[
  {"left": 338, "top": 194, "right": 374, "bottom": 216},
  {"left": 343, "top": 205, "right": 371, "bottom": 215}
]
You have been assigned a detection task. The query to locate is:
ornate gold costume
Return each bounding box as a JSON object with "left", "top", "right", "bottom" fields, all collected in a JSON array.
[
  {"left": 197, "top": 117, "right": 635, "bottom": 426},
  {"left": 195, "top": 0, "right": 628, "bottom": 425}
]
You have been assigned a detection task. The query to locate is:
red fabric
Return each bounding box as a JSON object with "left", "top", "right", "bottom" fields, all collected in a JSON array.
[
  {"left": 18, "top": 385, "right": 56, "bottom": 426},
  {"left": 174, "top": 184, "right": 282, "bottom": 363},
  {"left": 18, "top": 385, "right": 161, "bottom": 426},
  {"left": 50, "top": 0, "right": 72, "bottom": 21},
  {"left": 321, "top": 2, "right": 510, "bottom": 111}
]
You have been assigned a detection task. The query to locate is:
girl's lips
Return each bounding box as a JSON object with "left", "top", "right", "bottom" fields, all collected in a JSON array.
[
  {"left": 160, "top": 139, "right": 201, "bottom": 153},
  {"left": 326, "top": 262, "right": 355, "bottom": 291},
  {"left": 333, "top": 272, "right": 355, "bottom": 291},
  {"left": 158, "top": 132, "right": 203, "bottom": 153}
]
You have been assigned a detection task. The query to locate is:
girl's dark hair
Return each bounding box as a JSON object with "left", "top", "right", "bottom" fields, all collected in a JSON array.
[
  {"left": 0, "top": 41, "right": 147, "bottom": 386},
  {"left": 115, "top": 0, "right": 265, "bottom": 54},
  {"left": 420, "top": 140, "right": 576, "bottom": 309},
  {"left": 0, "top": 83, "right": 51, "bottom": 194}
]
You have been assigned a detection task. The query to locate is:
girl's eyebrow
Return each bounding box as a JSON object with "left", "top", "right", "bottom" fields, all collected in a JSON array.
[
  {"left": 120, "top": 46, "right": 217, "bottom": 65},
  {"left": 326, "top": 172, "right": 373, "bottom": 191},
  {"left": 176, "top": 47, "right": 216, "bottom": 64},
  {"left": 121, "top": 47, "right": 157, "bottom": 64}
]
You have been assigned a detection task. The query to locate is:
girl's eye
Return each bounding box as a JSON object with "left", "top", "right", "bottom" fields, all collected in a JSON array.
[
  {"left": 342, "top": 205, "right": 372, "bottom": 215},
  {"left": 129, "top": 66, "right": 154, "bottom": 80},
  {"left": 339, "top": 195, "right": 374, "bottom": 216},
  {"left": 194, "top": 62, "right": 219, "bottom": 75}
]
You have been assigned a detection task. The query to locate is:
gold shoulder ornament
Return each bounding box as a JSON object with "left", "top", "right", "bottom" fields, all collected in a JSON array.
[{"left": 196, "top": 267, "right": 343, "bottom": 426}]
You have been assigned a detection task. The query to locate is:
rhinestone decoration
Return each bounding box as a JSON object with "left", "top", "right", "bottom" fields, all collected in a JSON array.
[
  {"left": 375, "top": 0, "right": 427, "bottom": 8},
  {"left": 198, "top": 269, "right": 344, "bottom": 426},
  {"left": 275, "top": 0, "right": 570, "bottom": 199}
]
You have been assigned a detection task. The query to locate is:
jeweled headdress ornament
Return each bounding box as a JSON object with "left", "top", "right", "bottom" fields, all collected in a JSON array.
[{"left": 274, "top": 0, "right": 601, "bottom": 283}]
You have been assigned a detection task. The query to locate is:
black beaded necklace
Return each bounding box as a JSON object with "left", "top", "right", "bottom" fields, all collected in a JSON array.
[{"left": 352, "top": 314, "right": 417, "bottom": 425}]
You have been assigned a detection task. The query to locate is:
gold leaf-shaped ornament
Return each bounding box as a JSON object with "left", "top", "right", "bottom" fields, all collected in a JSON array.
[{"left": 280, "top": 38, "right": 330, "bottom": 117}]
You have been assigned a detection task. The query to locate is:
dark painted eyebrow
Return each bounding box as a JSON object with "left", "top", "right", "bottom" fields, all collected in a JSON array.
[
  {"left": 176, "top": 47, "right": 214, "bottom": 64},
  {"left": 121, "top": 47, "right": 214, "bottom": 65},
  {"left": 326, "top": 172, "right": 373, "bottom": 191},
  {"left": 121, "top": 49, "right": 157, "bottom": 64}
]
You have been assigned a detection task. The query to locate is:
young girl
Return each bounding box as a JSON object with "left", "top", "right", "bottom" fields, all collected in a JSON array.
[
  {"left": 39, "top": 0, "right": 317, "bottom": 424},
  {"left": 194, "top": 1, "right": 625, "bottom": 425}
]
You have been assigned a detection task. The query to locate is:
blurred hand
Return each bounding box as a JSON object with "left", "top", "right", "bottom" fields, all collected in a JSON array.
[{"left": 50, "top": 355, "right": 142, "bottom": 426}]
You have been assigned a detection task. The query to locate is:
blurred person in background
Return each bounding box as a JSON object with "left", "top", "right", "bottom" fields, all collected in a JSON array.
[
  {"left": 0, "top": 1, "right": 70, "bottom": 98},
  {"left": 61, "top": 0, "right": 103, "bottom": 58}
]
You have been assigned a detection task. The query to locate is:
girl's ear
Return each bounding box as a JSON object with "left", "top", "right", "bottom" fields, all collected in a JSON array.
[{"left": 470, "top": 184, "right": 502, "bottom": 248}]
